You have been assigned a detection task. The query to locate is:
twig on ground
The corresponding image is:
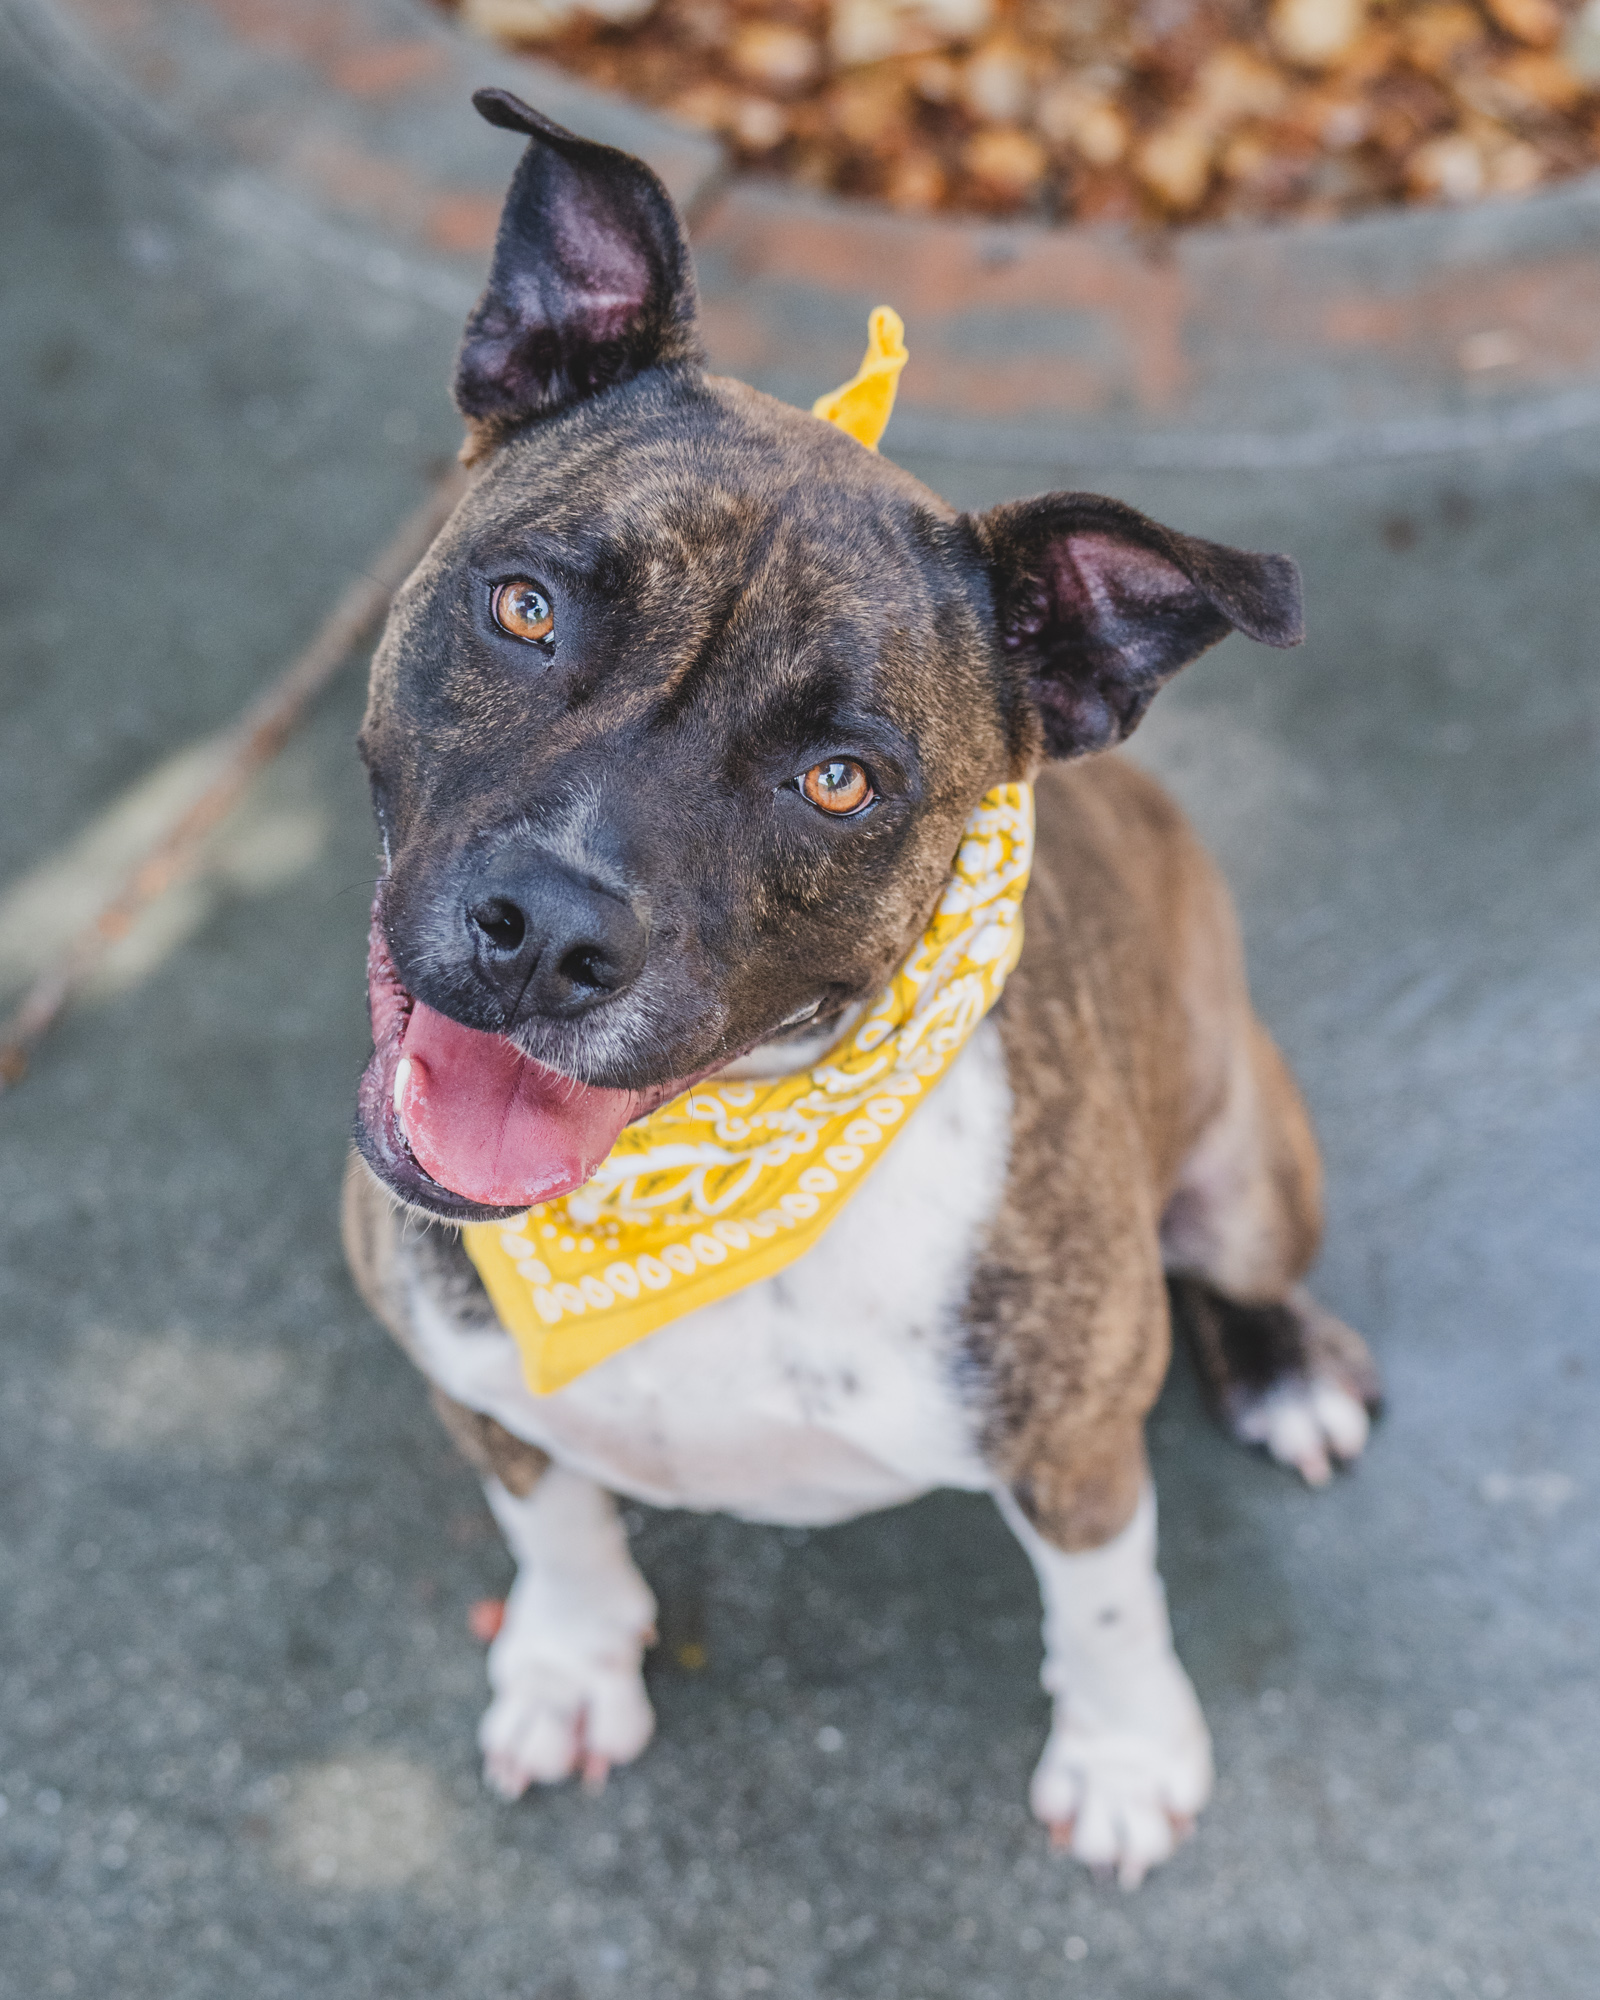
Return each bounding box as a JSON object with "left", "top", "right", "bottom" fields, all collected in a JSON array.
[{"left": 0, "top": 469, "right": 467, "bottom": 1095}]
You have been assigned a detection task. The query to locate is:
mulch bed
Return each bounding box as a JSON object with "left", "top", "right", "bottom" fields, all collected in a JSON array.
[{"left": 444, "top": 0, "right": 1600, "bottom": 223}]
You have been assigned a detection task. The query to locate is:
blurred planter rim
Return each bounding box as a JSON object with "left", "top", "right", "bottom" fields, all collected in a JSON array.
[{"left": 12, "top": 0, "right": 1600, "bottom": 469}]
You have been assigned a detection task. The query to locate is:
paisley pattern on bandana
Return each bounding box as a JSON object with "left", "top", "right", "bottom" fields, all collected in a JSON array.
[{"left": 463, "top": 783, "right": 1033, "bottom": 1394}]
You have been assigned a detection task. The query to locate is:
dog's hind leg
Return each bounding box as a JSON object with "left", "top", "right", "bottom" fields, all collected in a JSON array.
[
  {"left": 1161, "top": 1018, "right": 1380, "bottom": 1485},
  {"left": 479, "top": 1469, "right": 658, "bottom": 1800}
]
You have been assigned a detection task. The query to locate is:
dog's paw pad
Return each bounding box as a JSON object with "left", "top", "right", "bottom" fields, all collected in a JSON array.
[
  {"left": 1030, "top": 1724, "right": 1211, "bottom": 1890},
  {"left": 1232, "top": 1374, "right": 1371, "bottom": 1486},
  {"left": 479, "top": 1651, "right": 654, "bottom": 1800}
]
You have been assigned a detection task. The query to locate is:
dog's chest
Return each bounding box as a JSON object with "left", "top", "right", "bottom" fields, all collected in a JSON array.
[{"left": 406, "top": 1024, "right": 1013, "bottom": 1524}]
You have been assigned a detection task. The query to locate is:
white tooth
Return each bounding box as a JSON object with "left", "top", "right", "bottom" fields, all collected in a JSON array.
[{"left": 393, "top": 1056, "right": 411, "bottom": 1127}]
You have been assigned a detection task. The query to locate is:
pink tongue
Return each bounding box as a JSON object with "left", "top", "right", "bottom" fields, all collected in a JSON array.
[{"left": 397, "top": 1001, "right": 636, "bottom": 1209}]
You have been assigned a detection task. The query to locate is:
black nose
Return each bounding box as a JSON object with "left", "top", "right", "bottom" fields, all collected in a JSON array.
[{"left": 464, "top": 853, "right": 646, "bottom": 1021}]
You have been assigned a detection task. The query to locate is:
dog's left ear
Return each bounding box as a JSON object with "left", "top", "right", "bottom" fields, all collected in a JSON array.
[
  {"left": 971, "top": 493, "right": 1304, "bottom": 759},
  {"left": 454, "top": 89, "right": 701, "bottom": 447}
]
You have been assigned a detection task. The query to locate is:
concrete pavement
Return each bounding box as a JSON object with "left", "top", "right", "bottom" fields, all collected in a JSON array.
[{"left": 3, "top": 34, "right": 1598, "bottom": 2000}]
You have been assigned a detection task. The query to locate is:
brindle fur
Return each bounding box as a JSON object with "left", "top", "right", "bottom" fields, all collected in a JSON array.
[{"left": 968, "top": 755, "right": 1360, "bottom": 1548}]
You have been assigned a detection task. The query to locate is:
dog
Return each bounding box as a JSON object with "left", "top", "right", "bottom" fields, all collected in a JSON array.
[{"left": 341, "top": 88, "right": 1381, "bottom": 1890}]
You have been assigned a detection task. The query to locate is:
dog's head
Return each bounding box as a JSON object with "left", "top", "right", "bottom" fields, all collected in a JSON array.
[{"left": 354, "top": 90, "right": 1304, "bottom": 1222}]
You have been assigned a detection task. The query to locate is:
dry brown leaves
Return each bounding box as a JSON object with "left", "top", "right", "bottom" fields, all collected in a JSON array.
[{"left": 447, "top": 0, "right": 1600, "bottom": 222}]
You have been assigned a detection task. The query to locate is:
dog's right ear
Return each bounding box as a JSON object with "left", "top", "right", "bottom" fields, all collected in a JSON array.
[
  {"left": 970, "top": 492, "right": 1304, "bottom": 762},
  {"left": 454, "top": 89, "right": 701, "bottom": 454}
]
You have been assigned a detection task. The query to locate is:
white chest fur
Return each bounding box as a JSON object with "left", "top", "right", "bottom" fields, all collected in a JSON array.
[{"left": 403, "top": 1021, "right": 1013, "bottom": 1524}]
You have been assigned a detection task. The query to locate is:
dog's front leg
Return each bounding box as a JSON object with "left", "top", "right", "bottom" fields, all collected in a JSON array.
[
  {"left": 479, "top": 1468, "right": 658, "bottom": 1799},
  {"left": 998, "top": 1481, "right": 1212, "bottom": 1889}
]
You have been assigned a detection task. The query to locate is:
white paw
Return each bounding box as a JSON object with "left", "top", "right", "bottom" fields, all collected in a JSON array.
[
  {"left": 1234, "top": 1374, "right": 1371, "bottom": 1486},
  {"left": 479, "top": 1636, "right": 655, "bottom": 1800},
  {"left": 1030, "top": 1711, "right": 1213, "bottom": 1890}
]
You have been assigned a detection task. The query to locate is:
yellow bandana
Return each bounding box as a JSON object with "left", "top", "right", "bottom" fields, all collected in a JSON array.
[{"left": 462, "top": 313, "right": 1034, "bottom": 1394}]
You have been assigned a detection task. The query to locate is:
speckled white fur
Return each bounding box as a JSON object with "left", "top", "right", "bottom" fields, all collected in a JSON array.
[
  {"left": 1000, "top": 1483, "right": 1213, "bottom": 1889},
  {"left": 404, "top": 1021, "right": 1009, "bottom": 1523}
]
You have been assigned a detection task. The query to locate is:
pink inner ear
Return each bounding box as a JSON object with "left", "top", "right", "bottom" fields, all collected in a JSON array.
[
  {"left": 1057, "top": 531, "right": 1195, "bottom": 617},
  {"left": 552, "top": 190, "right": 652, "bottom": 335}
]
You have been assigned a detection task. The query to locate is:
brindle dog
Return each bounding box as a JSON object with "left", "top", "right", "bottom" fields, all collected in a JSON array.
[{"left": 342, "top": 89, "right": 1380, "bottom": 1888}]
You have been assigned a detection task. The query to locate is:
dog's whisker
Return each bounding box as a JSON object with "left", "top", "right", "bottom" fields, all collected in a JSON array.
[{"left": 328, "top": 877, "right": 386, "bottom": 902}]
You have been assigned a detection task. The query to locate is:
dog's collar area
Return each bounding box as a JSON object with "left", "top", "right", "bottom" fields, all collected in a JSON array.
[{"left": 461, "top": 780, "right": 1034, "bottom": 1394}]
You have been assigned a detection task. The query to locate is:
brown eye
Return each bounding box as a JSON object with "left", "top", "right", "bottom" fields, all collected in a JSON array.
[
  {"left": 491, "top": 580, "right": 555, "bottom": 643},
  {"left": 800, "top": 759, "right": 874, "bottom": 816}
]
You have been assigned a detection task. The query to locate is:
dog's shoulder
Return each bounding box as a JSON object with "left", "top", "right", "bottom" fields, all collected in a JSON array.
[
  {"left": 1025, "top": 755, "right": 1215, "bottom": 980},
  {"left": 1006, "top": 754, "right": 1235, "bottom": 1181},
  {"left": 961, "top": 755, "right": 1242, "bottom": 1540}
]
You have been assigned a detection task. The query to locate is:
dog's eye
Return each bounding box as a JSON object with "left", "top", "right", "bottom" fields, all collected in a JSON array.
[
  {"left": 491, "top": 580, "right": 555, "bottom": 644},
  {"left": 800, "top": 759, "right": 874, "bottom": 816}
]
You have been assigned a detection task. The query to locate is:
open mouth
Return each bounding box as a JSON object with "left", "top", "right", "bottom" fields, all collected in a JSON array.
[{"left": 354, "top": 904, "right": 685, "bottom": 1222}]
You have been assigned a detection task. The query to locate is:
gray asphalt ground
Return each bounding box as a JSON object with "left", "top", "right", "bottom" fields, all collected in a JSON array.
[{"left": 3, "top": 36, "right": 1598, "bottom": 2000}]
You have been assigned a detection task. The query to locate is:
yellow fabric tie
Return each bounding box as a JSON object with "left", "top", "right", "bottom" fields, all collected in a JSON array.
[
  {"left": 809, "top": 306, "right": 908, "bottom": 451},
  {"left": 462, "top": 312, "right": 1034, "bottom": 1394}
]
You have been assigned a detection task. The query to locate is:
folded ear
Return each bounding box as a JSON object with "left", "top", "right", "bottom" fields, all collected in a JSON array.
[
  {"left": 971, "top": 493, "right": 1304, "bottom": 759},
  {"left": 454, "top": 89, "right": 701, "bottom": 447}
]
